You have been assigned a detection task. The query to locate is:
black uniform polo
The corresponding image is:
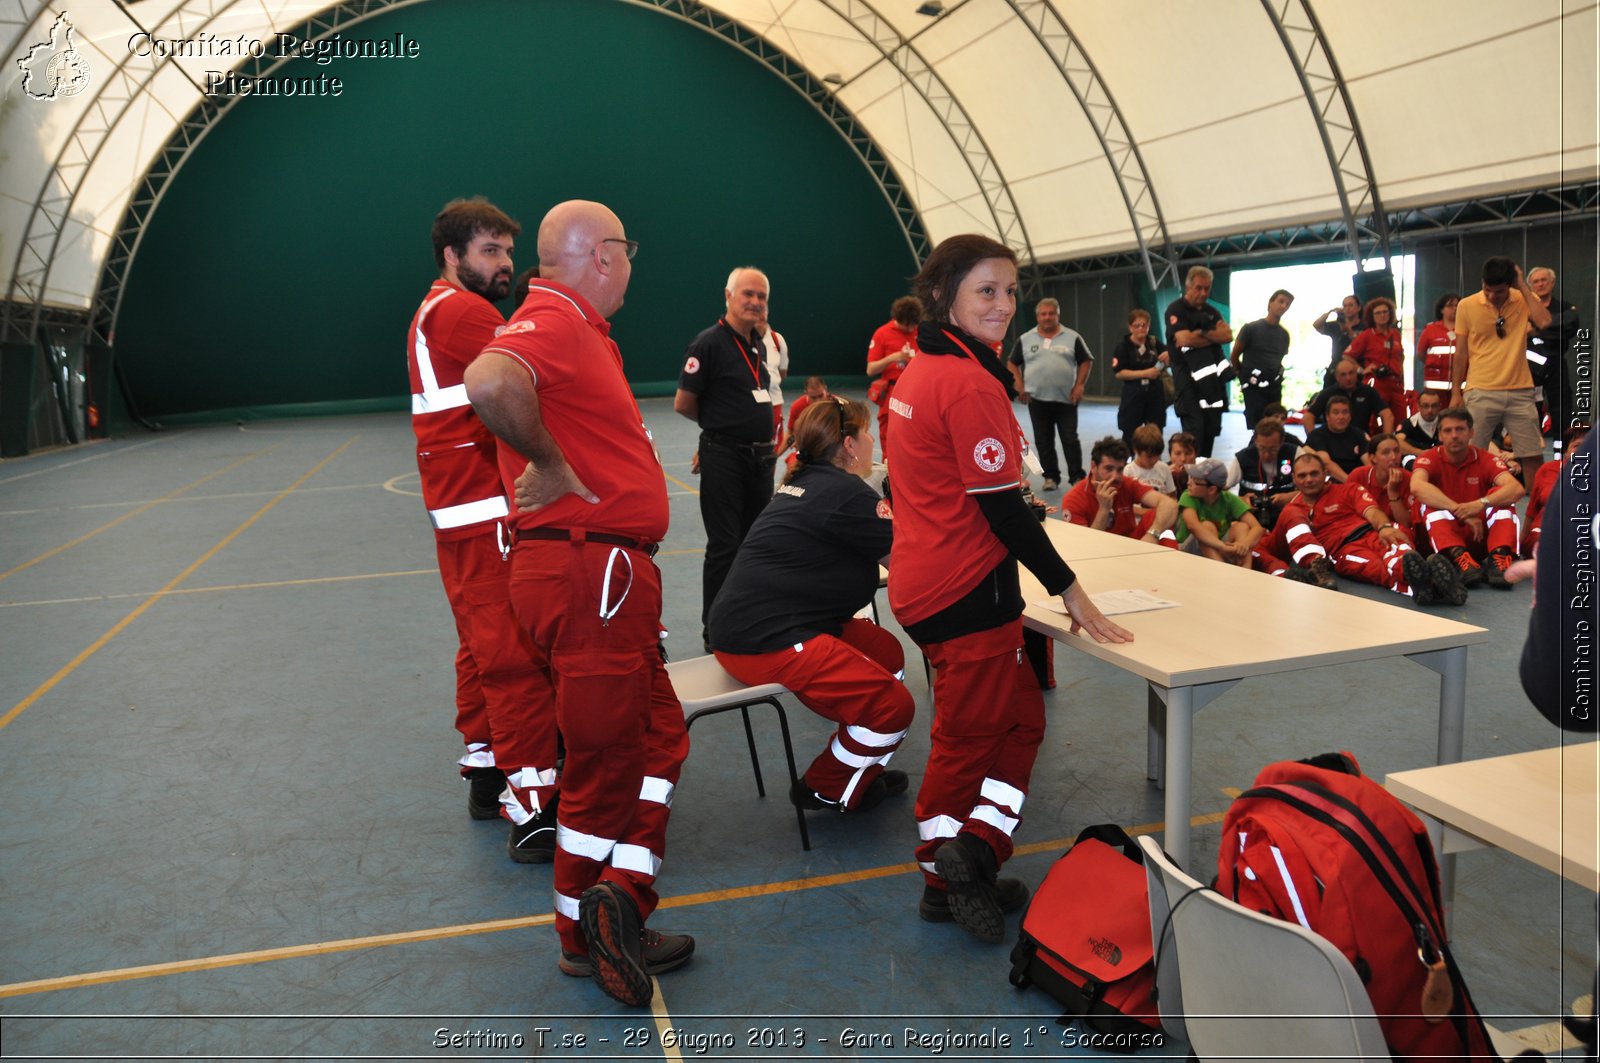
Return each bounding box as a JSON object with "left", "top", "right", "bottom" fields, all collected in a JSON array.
[
  {"left": 679, "top": 319, "right": 774, "bottom": 442},
  {"left": 707, "top": 463, "right": 892, "bottom": 654}
]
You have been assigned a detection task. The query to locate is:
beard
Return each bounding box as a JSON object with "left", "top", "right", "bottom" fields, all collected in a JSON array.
[{"left": 458, "top": 261, "right": 512, "bottom": 301}]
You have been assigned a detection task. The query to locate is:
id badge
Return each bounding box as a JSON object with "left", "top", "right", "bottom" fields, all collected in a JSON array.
[
  {"left": 1022, "top": 443, "right": 1044, "bottom": 477},
  {"left": 752, "top": 388, "right": 771, "bottom": 403}
]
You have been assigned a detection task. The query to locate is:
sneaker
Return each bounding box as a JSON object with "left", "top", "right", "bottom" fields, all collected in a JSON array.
[
  {"left": 919, "top": 878, "right": 1029, "bottom": 923},
  {"left": 790, "top": 769, "right": 909, "bottom": 813},
  {"left": 1283, "top": 564, "right": 1318, "bottom": 585},
  {"left": 932, "top": 833, "right": 1006, "bottom": 944},
  {"left": 1307, "top": 556, "right": 1339, "bottom": 590},
  {"left": 1424, "top": 553, "right": 1469, "bottom": 607},
  {"left": 1484, "top": 548, "right": 1514, "bottom": 590},
  {"left": 465, "top": 767, "right": 505, "bottom": 821},
  {"left": 559, "top": 926, "right": 695, "bottom": 979},
  {"left": 1042, "top": 478, "right": 1060, "bottom": 491},
  {"left": 1443, "top": 546, "right": 1484, "bottom": 588},
  {"left": 578, "top": 882, "right": 652, "bottom": 1006},
  {"left": 507, "top": 798, "right": 558, "bottom": 864}
]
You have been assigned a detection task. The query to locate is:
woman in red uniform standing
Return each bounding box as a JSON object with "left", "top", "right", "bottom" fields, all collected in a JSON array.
[
  {"left": 885, "top": 234, "right": 1132, "bottom": 943},
  {"left": 1347, "top": 296, "right": 1406, "bottom": 427},
  {"left": 1416, "top": 293, "right": 1458, "bottom": 399}
]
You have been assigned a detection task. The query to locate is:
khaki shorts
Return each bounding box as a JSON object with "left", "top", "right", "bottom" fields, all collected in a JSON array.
[{"left": 1464, "top": 387, "right": 1544, "bottom": 457}]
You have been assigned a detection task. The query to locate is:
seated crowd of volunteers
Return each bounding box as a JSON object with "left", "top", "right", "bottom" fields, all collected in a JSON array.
[{"left": 1058, "top": 403, "right": 1589, "bottom": 607}]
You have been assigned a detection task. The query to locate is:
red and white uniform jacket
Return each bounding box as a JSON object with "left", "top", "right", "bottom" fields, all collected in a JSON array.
[{"left": 407, "top": 281, "right": 510, "bottom": 541}]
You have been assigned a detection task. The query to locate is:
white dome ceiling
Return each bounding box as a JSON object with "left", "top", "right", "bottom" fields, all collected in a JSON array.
[{"left": 3, "top": 0, "right": 1596, "bottom": 314}]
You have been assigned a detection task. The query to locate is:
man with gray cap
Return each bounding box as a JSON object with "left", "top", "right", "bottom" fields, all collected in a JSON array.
[{"left": 1175, "top": 456, "right": 1305, "bottom": 581}]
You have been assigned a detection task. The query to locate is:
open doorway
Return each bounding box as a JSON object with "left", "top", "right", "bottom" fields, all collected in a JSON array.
[{"left": 1228, "top": 255, "right": 1415, "bottom": 410}]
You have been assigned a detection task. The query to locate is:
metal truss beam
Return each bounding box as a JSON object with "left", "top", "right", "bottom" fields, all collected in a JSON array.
[
  {"left": 3, "top": 0, "right": 245, "bottom": 347},
  {"left": 85, "top": 0, "right": 931, "bottom": 351},
  {"left": 1021, "top": 182, "right": 1599, "bottom": 285},
  {"left": 814, "top": 0, "right": 1037, "bottom": 283},
  {"left": 1261, "top": 0, "right": 1391, "bottom": 268},
  {"left": 1005, "top": 0, "right": 1176, "bottom": 290}
]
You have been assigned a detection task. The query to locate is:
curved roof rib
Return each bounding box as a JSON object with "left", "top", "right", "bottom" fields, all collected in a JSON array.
[
  {"left": 814, "top": 0, "right": 1037, "bottom": 271},
  {"left": 1004, "top": 0, "right": 1176, "bottom": 290},
  {"left": 1260, "top": 0, "right": 1391, "bottom": 266}
]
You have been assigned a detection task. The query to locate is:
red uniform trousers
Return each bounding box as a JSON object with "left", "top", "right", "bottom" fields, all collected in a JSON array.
[
  {"left": 715, "top": 619, "right": 913, "bottom": 808},
  {"left": 436, "top": 533, "right": 556, "bottom": 811},
  {"left": 1367, "top": 375, "right": 1406, "bottom": 424},
  {"left": 509, "top": 539, "right": 689, "bottom": 956},
  {"left": 1276, "top": 519, "right": 1415, "bottom": 593},
  {"left": 912, "top": 618, "right": 1045, "bottom": 888},
  {"left": 1421, "top": 503, "right": 1519, "bottom": 559}
]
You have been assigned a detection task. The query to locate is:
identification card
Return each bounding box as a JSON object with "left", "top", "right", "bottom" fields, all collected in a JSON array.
[
  {"left": 1022, "top": 446, "right": 1044, "bottom": 477},
  {"left": 752, "top": 388, "right": 771, "bottom": 403}
]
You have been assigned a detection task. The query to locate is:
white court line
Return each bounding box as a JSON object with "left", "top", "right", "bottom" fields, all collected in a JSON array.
[
  {"left": 0, "top": 569, "right": 437, "bottom": 608},
  {"left": 0, "top": 435, "right": 174, "bottom": 485},
  {"left": 0, "top": 481, "right": 396, "bottom": 517}
]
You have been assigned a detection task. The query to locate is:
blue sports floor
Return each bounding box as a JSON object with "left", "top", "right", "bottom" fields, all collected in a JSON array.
[{"left": 0, "top": 398, "right": 1593, "bottom": 1059}]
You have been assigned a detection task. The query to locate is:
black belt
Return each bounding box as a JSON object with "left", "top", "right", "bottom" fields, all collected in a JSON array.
[
  {"left": 701, "top": 430, "right": 774, "bottom": 454},
  {"left": 1336, "top": 523, "right": 1375, "bottom": 550},
  {"left": 514, "top": 527, "right": 659, "bottom": 557}
]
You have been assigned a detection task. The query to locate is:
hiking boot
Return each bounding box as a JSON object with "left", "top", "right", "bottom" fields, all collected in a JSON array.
[
  {"left": 506, "top": 798, "right": 558, "bottom": 864},
  {"left": 1444, "top": 546, "right": 1484, "bottom": 588},
  {"left": 791, "top": 770, "right": 908, "bottom": 813},
  {"left": 1283, "top": 564, "right": 1318, "bottom": 585},
  {"left": 1402, "top": 551, "right": 1438, "bottom": 605},
  {"left": 1424, "top": 553, "right": 1469, "bottom": 607},
  {"left": 919, "top": 878, "right": 1029, "bottom": 923},
  {"left": 578, "top": 882, "right": 652, "bottom": 1006},
  {"left": 465, "top": 767, "right": 505, "bottom": 821},
  {"left": 1484, "top": 548, "right": 1514, "bottom": 590},
  {"left": 1307, "top": 556, "right": 1339, "bottom": 590},
  {"left": 559, "top": 926, "right": 695, "bottom": 979},
  {"left": 932, "top": 833, "right": 1006, "bottom": 944}
]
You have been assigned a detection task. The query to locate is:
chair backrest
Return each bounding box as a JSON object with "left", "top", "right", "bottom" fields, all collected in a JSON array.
[{"left": 1136, "top": 835, "right": 1391, "bottom": 1063}]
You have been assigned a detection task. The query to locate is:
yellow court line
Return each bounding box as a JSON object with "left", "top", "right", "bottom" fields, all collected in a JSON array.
[
  {"left": 651, "top": 985, "right": 685, "bottom": 1063},
  {"left": 0, "top": 569, "right": 439, "bottom": 609},
  {"left": 0, "top": 437, "right": 358, "bottom": 733},
  {"left": 0, "top": 441, "right": 284, "bottom": 583},
  {"left": 662, "top": 471, "right": 699, "bottom": 495},
  {"left": 0, "top": 808, "right": 1229, "bottom": 999},
  {"left": 0, "top": 914, "right": 554, "bottom": 999}
]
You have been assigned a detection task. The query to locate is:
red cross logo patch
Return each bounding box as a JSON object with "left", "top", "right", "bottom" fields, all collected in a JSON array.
[
  {"left": 684, "top": 356, "right": 701, "bottom": 374},
  {"left": 973, "top": 437, "right": 1006, "bottom": 473}
]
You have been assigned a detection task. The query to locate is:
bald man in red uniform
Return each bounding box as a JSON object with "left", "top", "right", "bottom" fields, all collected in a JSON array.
[{"left": 466, "top": 200, "right": 691, "bottom": 1008}]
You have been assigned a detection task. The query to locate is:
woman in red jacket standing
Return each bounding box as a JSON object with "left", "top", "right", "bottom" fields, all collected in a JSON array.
[
  {"left": 1347, "top": 296, "right": 1406, "bottom": 427},
  {"left": 885, "top": 233, "right": 1131, "bottom": 943}
]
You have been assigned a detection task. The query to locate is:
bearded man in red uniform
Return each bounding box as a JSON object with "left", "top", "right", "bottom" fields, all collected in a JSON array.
[
  {"left": 406, "top": 198, "right": 557, "bottom": 858},
  {"left": 1411, "top": 406, "right": 1526, "bottom": 589},
  {"left": 465, "top": 200, "right": 691, "bottom": 1008}
]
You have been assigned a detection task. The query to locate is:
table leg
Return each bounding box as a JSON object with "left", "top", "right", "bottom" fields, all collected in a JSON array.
[
  {"left": 1147, "top": 685, "right": 1165, "bottom": 786},
  {"left": 1407, "top": 644, "right": 1470, "bottom": 923},
  {"left": 1164, "top": 685, "right": 1194, "bottom": 868}
]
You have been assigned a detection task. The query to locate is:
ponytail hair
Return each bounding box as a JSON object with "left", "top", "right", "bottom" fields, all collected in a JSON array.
[{"left": 783, "top": 397, "right": 874, "bottom": 484}]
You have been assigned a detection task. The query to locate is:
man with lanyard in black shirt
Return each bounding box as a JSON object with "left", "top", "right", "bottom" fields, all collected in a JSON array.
[
  {"left": 676, "top": 267, "right": 778, "bottom": 648},
  {"left": 1164, "top": 265, "right": 1233, "bottom": 458}
]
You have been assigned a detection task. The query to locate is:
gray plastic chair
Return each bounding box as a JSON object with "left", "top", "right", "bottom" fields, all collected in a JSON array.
[
  {"left": 1137, "top": 834, "right": 1391, "bottom": 1062},
  {"left": 666, "top": 654, "right": 809, "bottom": 850}
]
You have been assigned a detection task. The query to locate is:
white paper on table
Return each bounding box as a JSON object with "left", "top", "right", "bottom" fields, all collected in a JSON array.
[{"left": 1034, "top": 589, "right": 1178, "bottom": 616}]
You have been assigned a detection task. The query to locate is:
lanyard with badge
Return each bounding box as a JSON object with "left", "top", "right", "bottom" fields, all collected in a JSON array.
[
  {"left": 938, "top": 328, "right": 1045, "bottom": 479},
  {"left": 722, "top": 319, "right": 770, "bottom": 405}
]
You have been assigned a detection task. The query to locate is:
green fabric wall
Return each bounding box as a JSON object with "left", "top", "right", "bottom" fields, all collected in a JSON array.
[{"left": 115, "top": 0, "right": 917, "bottom": 422}]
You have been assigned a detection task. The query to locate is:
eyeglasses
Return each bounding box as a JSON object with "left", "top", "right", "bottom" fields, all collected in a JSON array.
[
  {"left": 598, "top": 237, "right": 639, "bottom": 260},
  {"left": 1494, "top": 315, "right": 1506, "bottom": 339}
]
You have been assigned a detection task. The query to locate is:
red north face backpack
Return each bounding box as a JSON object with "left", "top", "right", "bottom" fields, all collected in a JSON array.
[
  {"left": 1217, "top": 752, "right": 1502, "bottom": 1061},
  {"left": 1008, "top": 824, "right": 1162, "bottom": 1043}
]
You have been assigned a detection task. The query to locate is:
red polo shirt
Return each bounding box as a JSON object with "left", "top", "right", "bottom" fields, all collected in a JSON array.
[
  {"left": 1412, "top": 445, "right": 1509, "bottom": 505},
  {"left": 481, "top": 281, "right": 669, "bottom": 542},
  {"left": 886, "top": 344, "right": 1022, "bottom": 626}
]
